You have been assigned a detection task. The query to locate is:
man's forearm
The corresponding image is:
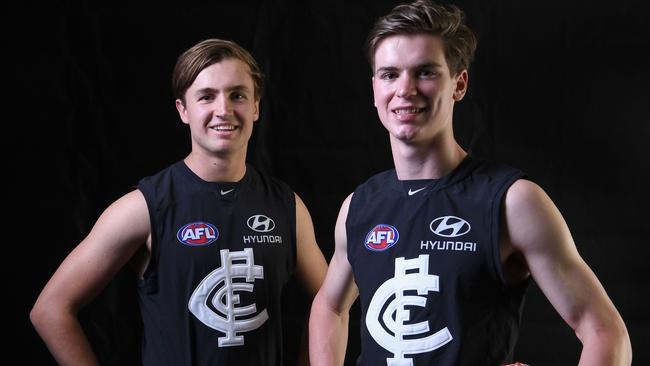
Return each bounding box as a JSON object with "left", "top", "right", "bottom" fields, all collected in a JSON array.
[
  {"left": 31, "top": 307, "right": 99, "bottom": 366},
  {"left": 309, "top": 297, "right": 350, "bottom": 366}
]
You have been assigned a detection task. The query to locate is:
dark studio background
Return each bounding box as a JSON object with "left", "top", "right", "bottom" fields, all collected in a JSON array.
[{"left": 9, "top": 0, "right": 649, "bottom": 365}]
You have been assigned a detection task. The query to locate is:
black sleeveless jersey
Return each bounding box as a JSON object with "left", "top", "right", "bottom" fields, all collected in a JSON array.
[
  {"left": 136, "top": 161, "right": 296, "bottom": 366},
  {"left": 347, "top": 156, "right": 528, "bottom": 366}
]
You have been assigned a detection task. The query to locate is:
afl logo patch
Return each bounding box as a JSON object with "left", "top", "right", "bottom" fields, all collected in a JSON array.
[
  {"left": 430, "top": 216, "right": 471, "bottom": 237},
  {"left": 177, "top": 222, "right": 219, "bottom": 246},
  {"left": 365, "top": 224, "right": 399, "bottom": 251}
]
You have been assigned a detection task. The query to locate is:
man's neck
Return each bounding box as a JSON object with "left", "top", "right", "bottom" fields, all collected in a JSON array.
[
  {"left": 391, "top": 137, "right": 467, "bottom": 180},
  {"left": 184, "top": 151, "right": 247, "bottom": 183}
]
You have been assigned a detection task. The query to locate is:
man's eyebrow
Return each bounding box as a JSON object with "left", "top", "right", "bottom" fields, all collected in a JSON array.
[
  {"left": 227, "top": 84, "right": 252, "bottom": 93},
  {"left": 375, "top": 66, "right": 398, "bottom": 74},
  {"left": 194, "top": 85, "right": 252, "bottom": 95},
  {"left": 375, "top": 62, "right": 443, "bottom": 74},
  {"left": 194, "top": 87, "right": 217, "bottom": 95},
  {"left": 415, "top": 62, "right": 443, "bottom": 69}
]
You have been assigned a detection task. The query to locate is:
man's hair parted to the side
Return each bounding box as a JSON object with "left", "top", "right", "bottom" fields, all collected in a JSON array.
[
  {"left": 366, "top": 0, "right": 477, "bottom": 76},
  {"left": 172, "top": 38, "right": 264, "bottom": 103}
]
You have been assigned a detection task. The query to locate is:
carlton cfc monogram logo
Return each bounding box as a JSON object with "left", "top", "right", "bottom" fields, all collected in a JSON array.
[
  {"left": 188, "top": 248, "right": 268, "bottom": 347},
  {"left": 366, "top": 254, "right": 452, "bottom": 365}
]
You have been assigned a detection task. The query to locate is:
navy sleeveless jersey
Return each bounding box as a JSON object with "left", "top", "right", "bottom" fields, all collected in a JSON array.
[
  {"left": 136, "top": 161, "right": 296, "bottom": 366},
  {"left": 347, "top": 156, "right": 529, "bottom": 366}
]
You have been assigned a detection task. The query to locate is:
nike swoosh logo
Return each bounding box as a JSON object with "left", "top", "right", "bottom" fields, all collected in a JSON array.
[
  {"left": 220, "top": 188, "right": 235, "bottom": 195},
  {"left": 408, "top": 187, "right": 426, "bottom": 196}
]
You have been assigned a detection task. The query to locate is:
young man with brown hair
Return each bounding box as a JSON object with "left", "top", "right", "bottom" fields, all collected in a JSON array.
[
  {"left": 309, "top": 1, "right": 631, "bottom": 365},
  {"left": 31, "top": 38, "right": 327, "bottom": 366}
]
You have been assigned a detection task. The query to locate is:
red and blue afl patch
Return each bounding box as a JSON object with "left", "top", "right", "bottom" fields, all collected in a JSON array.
[
  {"left": 364, "top": 224, "right": 399, "bottom": 251},
  {"left": 177, "top": 222, "right": 219, "bottom": 246}
]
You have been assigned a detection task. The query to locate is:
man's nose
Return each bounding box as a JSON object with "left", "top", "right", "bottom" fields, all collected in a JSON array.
[
  {"left": 214, "top": 94, "right": 233, "bottom": 118},
  {"left": 396, "top": 75, "right": 417, "bottom": 98}
]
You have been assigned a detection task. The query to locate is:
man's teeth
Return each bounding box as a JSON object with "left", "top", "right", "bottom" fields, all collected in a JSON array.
[
  {"left": 212, "top": 125, "right": 236, "bottom": 131},
  {"left": 394, "top": 108, "right": 422, "bottom": 114}
]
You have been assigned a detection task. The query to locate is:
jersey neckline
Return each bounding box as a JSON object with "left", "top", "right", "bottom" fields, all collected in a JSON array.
[
  {"left": 391, "top": 155, "right": 478, "bottom": 196},
  {"left": 174, "top": 160, "right": 252, "bottom": 200}
]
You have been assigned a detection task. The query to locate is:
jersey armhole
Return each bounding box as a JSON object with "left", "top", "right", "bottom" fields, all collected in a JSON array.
[
  {"left": 345, "top": 191, "right": 360, "bottom": 269},
  {"left": 490, "top": 172, "right": 527, "bottom": 287},
  {"left": 288, "top": 191, "right": 298, "bottom": 276},
  {"left": 135, "top": 183, "right": 159, "bottom": 293}
]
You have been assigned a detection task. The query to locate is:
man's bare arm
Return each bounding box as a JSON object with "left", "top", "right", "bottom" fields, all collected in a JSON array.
[
  {"left": 30, "top": 190, "right": 150, "bottom": 366},
  {"left": 309, "top": 194, "right": 359, "bottom": 366},
  {"left": 294, "top": 193, "right": 329, "bottom": 365},
  {"left": 502, "top": 180, "right": 632, "bottom": 365}
]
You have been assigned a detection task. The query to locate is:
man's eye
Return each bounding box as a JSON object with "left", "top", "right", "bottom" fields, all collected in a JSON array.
[
  {"left": 199, "top": 95, "right": 214, "bottom": 101},
  {"left": 380, "top": 72, "right": 397, "bottom": 80},
  {"left": 419, "top": 70, "right": 436, "bottom": 78},
  {"left": 231, "top": 93, "right": 246, "bottom": 101}
]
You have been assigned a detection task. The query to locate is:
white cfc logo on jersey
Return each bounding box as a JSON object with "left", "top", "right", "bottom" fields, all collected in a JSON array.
[
  {"left": 365, "top": 254, "right": 452, "bottom": 365},
  {"left": 188, "top": 248, "right": 268, "bottom": 347}
]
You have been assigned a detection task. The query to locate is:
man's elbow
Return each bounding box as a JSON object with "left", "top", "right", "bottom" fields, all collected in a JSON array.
[
  {"left": 614, "top": 323, "right": 632, "bottom": 365},
  {"left": 578, "top": 317, "right": 632, "bottom": 365},
  {"left": 604, "top": 316, "right": 632, "bottom": 364},
  {"left": 603, "top": 324, "right": 632, "bottom": 365},
  {"left": 30, "top": 296, "right": 72, "bottom": 335},
  {"left": 309, "top": 291, "right": 328, "bottom": 320},
  {"left": 30, "top": 300, "right": 50, "bottom": 334}
]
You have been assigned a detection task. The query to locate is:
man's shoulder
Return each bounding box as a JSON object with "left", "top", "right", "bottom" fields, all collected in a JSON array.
[
  {"left": 463, "top": 157, "right": 526, "bottom": 187},
  {"left": 468, "top": 156, "right": 519, "bottom": 175},
  {"left": 138, "top": 160, "right": 183, "bottom": 184},
  {"left": 356, "top": 169, "right": 396, "bottom": 191},
  {"left": 346, "top": 169, "right": 397, "bottom": 211},
  {"left": 246, "top": 165, "right": 296, "bottom": 202}
]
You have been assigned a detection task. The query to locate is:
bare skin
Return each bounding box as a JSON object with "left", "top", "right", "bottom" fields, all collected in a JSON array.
[
  {"left": 309, "top": 33, "right": 631, "bottom": 365},
  {"left": 31, "top": 58, "right": 327, "bottom": 366}
]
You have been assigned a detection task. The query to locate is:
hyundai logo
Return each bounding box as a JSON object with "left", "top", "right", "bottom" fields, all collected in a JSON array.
[
  {"left": 247, "top": 215, "right": 276, "bottom": 233},
  {"left": 430, "top": 216, "right": 471, "bottom": 237}
]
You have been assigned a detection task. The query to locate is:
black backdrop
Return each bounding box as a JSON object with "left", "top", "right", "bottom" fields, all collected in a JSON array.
[{"left": 11, "top": 1, "right": 649, "bottom": 365}]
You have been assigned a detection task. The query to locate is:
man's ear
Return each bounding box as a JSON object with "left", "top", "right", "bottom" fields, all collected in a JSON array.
[
  {"left": 253, "top": 99, "right": 260, "bottom": 122},
  {"left": 175, "top": 99, "right": 189, "bottom": 124},
  {"left": 453, "top": 70, "right": 468, "bottom": 101},
  {"left": 372, "top": 76, "right": 377, "bottom": 107}
]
